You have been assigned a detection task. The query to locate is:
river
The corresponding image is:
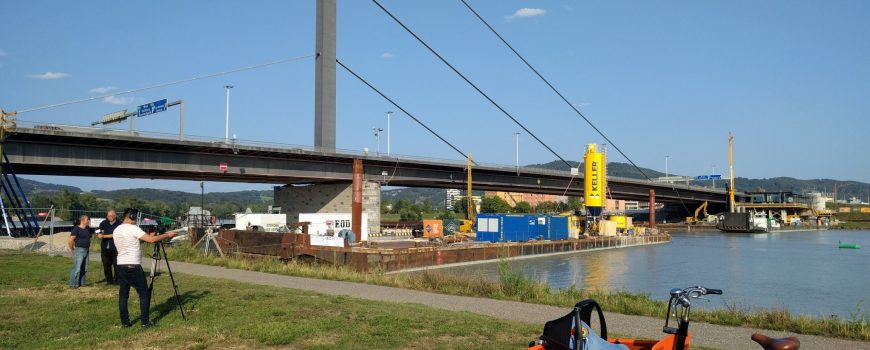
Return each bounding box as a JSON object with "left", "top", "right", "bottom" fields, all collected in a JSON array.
[{"left": 440, "top": 229, "right": 870, "bottom": 318}]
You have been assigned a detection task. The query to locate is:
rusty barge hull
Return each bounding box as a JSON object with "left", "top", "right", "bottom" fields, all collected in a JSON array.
[{"left": 215, "top": 230, "right": 670, "bottom": 273}]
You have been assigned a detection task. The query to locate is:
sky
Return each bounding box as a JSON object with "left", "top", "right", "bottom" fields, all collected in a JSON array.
[{"left": 2, "top": 0, "right": 869, "bottom": 193}]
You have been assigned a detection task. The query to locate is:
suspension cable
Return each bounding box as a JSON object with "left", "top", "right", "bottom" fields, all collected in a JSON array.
[
  {"left": 15, "top": 53, "right": 317, "bottom": 114},
  {"left": 460, "top": 0, "right": 693, "bottom": 214},
  {"left": 371, "top": 0, "right": 572, "bottom": 169},
  {"left": 337, "top": 59, "right": 475, "bottom": 164}
]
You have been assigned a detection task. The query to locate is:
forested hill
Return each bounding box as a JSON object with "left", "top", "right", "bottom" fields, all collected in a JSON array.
[
  {"left": 525, "top": 160, "right": 665, "bottom": 179},
  {"left": 525, "top": 161, "right": 868, "bottom": 199}
]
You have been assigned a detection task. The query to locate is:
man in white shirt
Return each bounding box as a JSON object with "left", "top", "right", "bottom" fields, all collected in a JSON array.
[{"left": 108, "top": 208, "right": 176, "bottom": 328}]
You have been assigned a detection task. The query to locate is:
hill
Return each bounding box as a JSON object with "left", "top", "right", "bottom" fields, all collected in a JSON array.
[
  {"left": 18, "top": 178, "right": 82, "bottom": 194},
  {"left": 525, "top": 160, "right": 665, "bottom": 179}
]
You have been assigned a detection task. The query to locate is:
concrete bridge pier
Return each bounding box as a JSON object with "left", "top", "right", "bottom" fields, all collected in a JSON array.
[{"left": 273, "top": 180, "right": 381, "bottom": 241}]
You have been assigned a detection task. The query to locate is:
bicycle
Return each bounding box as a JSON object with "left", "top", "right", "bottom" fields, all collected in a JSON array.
[{"left": 528, "top": 286, "right": 800, "bottom": 350}]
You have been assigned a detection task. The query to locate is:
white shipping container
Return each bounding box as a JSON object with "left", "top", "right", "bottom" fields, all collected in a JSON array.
[
  {"left": 234, "top": 213, "right": 287, "bottom": 232},
  {"left": 299, "top": 213, "right": 369, "bottom": 241}
]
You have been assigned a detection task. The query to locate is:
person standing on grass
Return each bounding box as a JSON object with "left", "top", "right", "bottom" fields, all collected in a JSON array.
[
  {"left": 113, "top": 208, "right": 176, "bottom": 328},
  {"left": 67, "top": 215, "right": 91, "bottom": 289},
  {"left": 97, "top": 209, "right": 121, "bottom": 285}
]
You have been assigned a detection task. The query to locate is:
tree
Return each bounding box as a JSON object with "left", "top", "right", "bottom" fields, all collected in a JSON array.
[
  {"left": 567, "top": 197, "right": 583, "bottom": 212},
  {"left": 399, "top": 208, "right": 422, "bottom": 221},
  {"left": 436, "top": 210, "right": 456, "bottom": 220},
  {"left": 513, "top": 201, "right": 533, "bottom": 214},
  {"left": 480, "top": 196, "right": 511, "bottom": 214},
  {"left": 421, "top": 200, "right": 433, "bottom": 213},
  {"left": 392, "top": 199, "right": 409, "bottom": 214},
  {"left": 452, "top": 198, "right": 476, "bottom": 217},
  {"left": 381, "top": 199, "right": 392, "bottom": 214}
]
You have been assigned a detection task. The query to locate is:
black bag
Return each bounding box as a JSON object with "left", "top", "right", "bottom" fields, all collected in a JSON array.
[{"left": 539, "top": 299, "right": 608, "bottom": 350}]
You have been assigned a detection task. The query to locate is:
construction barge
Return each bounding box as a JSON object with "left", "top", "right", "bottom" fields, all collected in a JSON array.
[{"left": 209, "top": 229, "right": 670, "bottom": 273}]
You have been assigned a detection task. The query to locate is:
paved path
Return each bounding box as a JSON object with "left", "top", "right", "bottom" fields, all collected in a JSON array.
[{"left": 154, "top": 259, "right": 867, "bottom": 350}]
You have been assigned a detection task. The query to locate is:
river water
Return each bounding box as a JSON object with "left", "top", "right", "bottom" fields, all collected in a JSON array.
[{"left": 440, "top": 230, "right": 870, "bottom": 318}]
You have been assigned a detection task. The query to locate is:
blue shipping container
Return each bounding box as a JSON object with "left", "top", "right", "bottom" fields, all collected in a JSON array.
[
  {"left": 527, "top": 215, "right": 547, "bottom": 240},
  {"left": 476, "top": 214, "right": 533, "bottom": 242},
  {"left": 549, "top": 216, "right": 569, "bottom": 240},
  {"left": 476, "top": 214, "right": 570, "bottom": 242}
]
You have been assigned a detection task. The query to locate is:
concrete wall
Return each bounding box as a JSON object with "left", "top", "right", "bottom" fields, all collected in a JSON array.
[{"left": 274, "top": 182, "right": 380, "bottom": 235}]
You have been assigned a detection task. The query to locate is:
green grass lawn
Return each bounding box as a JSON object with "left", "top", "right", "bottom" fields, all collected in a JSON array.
[{"left": 0, "top": 252, "right": 542, "bottom": 349}]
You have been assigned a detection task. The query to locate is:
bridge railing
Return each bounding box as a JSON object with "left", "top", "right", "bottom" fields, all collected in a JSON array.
[
  {"left": 16, "top": 119, "right": 578, "bottom": 175},
  {"left": 14, "top": 120, "right": 726, "bottom": 195}
]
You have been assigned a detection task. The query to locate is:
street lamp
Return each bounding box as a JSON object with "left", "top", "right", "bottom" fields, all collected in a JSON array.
[
  {"left": 373, "top": 127, "right": 383, "bottom": 155},
  {"left": 665, "top": 156, "right": 670, "bottom": 183},
  {"left": 711, "top": 165, "right": 716, "bottom": 189},
  {"left": 385, "top": 111, "right": 393, "bottom": 155},
  {"left": 225, "top": 85, "right": 234, "bottom": 143}
]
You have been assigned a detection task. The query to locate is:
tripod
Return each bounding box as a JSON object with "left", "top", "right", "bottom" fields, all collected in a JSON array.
[{"left": 148, "top": 241, "right": 186, "bottom": 320}]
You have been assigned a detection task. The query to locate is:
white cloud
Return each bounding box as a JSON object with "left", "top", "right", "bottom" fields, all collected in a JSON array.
[
  {"left": 381, "top": 52, "right": 394, "bottom": 58},
  {"left": 30, "top": 71, "right": 70, "bottom": 80},
  {"left": 0, "top": 49, "right": 6, "bottom": 57},
  {"left": 506, "top": 8, "right": 546, "bottom": 20},
  {"left": 102, "top": 95, "right": 134, "bottom": 105},
  {"left": 89, "top": 86, "right": 117, "bottom": 94}
]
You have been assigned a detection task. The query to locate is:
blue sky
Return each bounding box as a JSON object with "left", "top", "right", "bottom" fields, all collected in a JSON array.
[{"left": 2, "top": 0, "right": 869, "bottom": 193}]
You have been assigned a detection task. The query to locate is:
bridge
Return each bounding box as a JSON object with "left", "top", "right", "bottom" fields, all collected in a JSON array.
[
  {"left": 5, "top": 125, "right": 736, "bottom": 205},
  {"left": 1, "top": 0, "right": 744, "bottom": 237}
]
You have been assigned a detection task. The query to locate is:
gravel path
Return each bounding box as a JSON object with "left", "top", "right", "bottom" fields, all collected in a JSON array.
[{"left": 154, "top": 259, "right": 868, "bottom": 350}]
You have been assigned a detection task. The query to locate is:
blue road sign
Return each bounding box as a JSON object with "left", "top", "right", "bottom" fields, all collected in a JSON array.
[
  {"left": 695, "top": 174, "right": 722, "bottom": 180},
  {"left": 137, "top": 99, "right": 168, "bottom": 117}
]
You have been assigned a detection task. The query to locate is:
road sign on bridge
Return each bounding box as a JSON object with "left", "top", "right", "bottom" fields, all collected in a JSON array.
[
  {"left": 695, "top": 174, "right": 722, "bottom": 180},
  {"left": 137, "top": 99, "right": 167, "bottom": 117}
]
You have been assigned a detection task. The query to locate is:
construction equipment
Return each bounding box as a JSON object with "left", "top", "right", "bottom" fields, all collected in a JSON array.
[
  {"left": 458, "top": 153, "right": 475, "bottom": 234},
  {"left": 686, "top": 201, "right": 708, "bottom": 224},
  {"left": 584, "top": 144, "right": 606, "bottom": 234},
  {"left": 728, "top": 132, "right": 735, "bottom": 212}
]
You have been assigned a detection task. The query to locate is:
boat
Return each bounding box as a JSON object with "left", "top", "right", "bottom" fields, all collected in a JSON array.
[
  {"left": 838, "top": 241, "right": 861, "bottom": 249},
  {"left": 716, "top": 212, "right": 768, "bottom": 233}
]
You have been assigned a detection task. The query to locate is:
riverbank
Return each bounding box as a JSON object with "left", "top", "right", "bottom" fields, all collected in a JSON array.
[
  {"left": 165, "top": 245, "right": 869, "bottom": 341},
  {"left": 0, "top": 252, "right": 541, "bottom": 349}
]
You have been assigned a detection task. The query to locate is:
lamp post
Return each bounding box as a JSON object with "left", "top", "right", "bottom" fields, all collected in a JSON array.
[
  {"left": 225, "top": 85, "right": 233, "bottom": 143},
  {"left": 712, "top": 165, "right": 716, "bottom": 189},
  {"left": 665, "top": 156, "right": 670, "bottom": 183},
  {"left": 385, "top": 111, "right": 393, "bottom": 155},
  {"left": 200, "top": 181, "right": 204, "bottom": 229},
  {"left": 373, "top": 128, "right": 383, "bottom": 155},
  {"left": 514, "top": 132, "right": 520, "bottom": 175}
]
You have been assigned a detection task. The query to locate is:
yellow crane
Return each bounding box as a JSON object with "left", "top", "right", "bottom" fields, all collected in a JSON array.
[{"left": 458, "top": 153, "right": 476, "bottom": 233}]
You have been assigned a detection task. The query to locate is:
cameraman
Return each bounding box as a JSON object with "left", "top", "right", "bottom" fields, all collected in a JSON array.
[{"left": 112, "top": 208, "right": 176, "bottom": 328}]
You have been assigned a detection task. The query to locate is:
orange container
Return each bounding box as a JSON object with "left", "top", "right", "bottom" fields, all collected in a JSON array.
[{"left": 422, "top": 219, "right": 443, "bottom": 238}]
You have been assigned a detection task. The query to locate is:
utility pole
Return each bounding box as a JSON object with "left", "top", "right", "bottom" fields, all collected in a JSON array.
[
  {"left": 514, "top": 132, "right": 520, "bottom": 175},
  {"left": 373, "top": 128, "right": 383, "bottom": 155},
  {"left": 386, "top": 111, "right": 393, "bottom": 155},
  {"left": 225, "top": 85, "right": 233, "bottom": 143}
]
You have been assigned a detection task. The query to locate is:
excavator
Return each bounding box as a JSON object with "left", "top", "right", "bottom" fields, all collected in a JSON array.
[{"left": 685, "top": 201, "right": 708, "bottom": 225}]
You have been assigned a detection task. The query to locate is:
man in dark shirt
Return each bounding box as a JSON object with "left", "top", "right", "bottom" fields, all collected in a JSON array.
[
  {"left": 67, "top": 215, "right": 91, "bottom": 288},
  {"left": 97, "top": 210, "right": 121, "bottom": 285}
]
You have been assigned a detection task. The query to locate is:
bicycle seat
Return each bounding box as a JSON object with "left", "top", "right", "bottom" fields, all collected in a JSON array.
[{"left": 751, "top": 333, "right": 800, "bottom": 350}]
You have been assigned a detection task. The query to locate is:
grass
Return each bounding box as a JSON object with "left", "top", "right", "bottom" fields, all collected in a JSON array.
[
  {"left": 166, "top": 245, "right": 870, "bottom": 341},
  {"left": 0, "top": 252, "right": 544, "bottom": 350}
]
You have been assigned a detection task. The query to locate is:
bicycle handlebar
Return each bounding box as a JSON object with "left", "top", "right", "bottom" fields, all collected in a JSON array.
[{"left": 706, "top": 288, "right": 723, "bottom": 295}]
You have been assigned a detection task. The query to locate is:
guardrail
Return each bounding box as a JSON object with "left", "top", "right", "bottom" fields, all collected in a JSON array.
[{"left": 13, "top": 119, "right": 727, "bottom": 195}]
